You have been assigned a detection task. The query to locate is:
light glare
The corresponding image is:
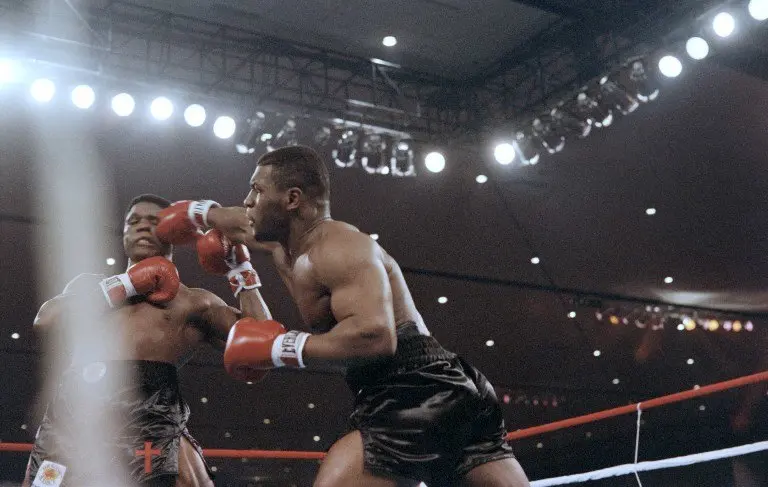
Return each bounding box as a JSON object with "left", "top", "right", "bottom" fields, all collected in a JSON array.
[
  {"left": 213, "top": 116, "right": 237, "bottom": 139},
  {"left": 658, "top": 56, "right": 683, "bottom": 78},
  {"left": 686, "top": 37, "right": 710, "bottom": 60},
  {"left": 712, "top": 12, "right": 736, "bottom": 37},
  {"left": 111, "top": 93, "right": 135, "bottom": 117},
  {"left": 494, "top": 143, "right": 516, "bottom": 165},
  {"left": 71, "top": 85, "right": 95, "bottom": 109},
  {"left": 424, "top": 152, "right": 446, "bottom": 173},
  {"left": 184, "top": 104, "right": 207, "bottom": 127},
  {"left": 150, "top": 96, "right": 174, "bottom": 121},
  {"left": 749, "top": 0, "right": 768, "bottom": 21},
  {"left": 30, "top": 78, "right": 56, "bottom": 102}
]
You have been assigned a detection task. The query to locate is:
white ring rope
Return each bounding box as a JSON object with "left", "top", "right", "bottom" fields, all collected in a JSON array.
[{"left": 530, "top": 440, "right": 768, "bottom": 487}]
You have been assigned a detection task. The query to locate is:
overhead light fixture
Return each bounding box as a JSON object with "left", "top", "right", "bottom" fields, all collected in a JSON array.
[
  {"left": 235, "top": 112, "right": 267, "bottom": 154},
  {"left": 213, "top": 116, "right": 236, "bottom": 139},
  {"left": 664, "top": 276, "right": 674, "bottom": 284},
  {"left": 437, "top": 296, "right": 448, "bottom": 304},
  {"left": 646, "top": 208, "right": 657, "bottom": 215},
  {"left": 333, "top": 129, "right": 359, "bottom": 168},
  {"left": 360, "top": 133, "right": 390, "bottom": 174},
  {"left": 512, "top": 131, "right": 540, "bottom": 165},
  {"left": 749, "top": 0, "right": 768, "bottom": 21},
  {"left": 184, "top": 104, "right": 207, "bottom": 127},
  {"left": 599, "top": 78, "right": 639, "bottom": 115},
  {"left": 686, "top": 37, "right": 710, "bottom": 60},
  {"left": 658, "top": 55, "right": 683, "bottom": 78},
  {"left": 627, "top": 59, "right": 660, "bottom": 103},
  {"left": 568, "top": 311, "right": 576, "bottom": 319},
  {"left": 30, "top": 78, "right": 56, "bottom": 103},
  {"left": 593, "top": 350, "right": 601, "bottom": 357},
  {"left": 712, "top": 12, "right": 736, "bottom": 37},
  {"left": 267, "top": 119, "right": 298, "bottom": 150},
  {"left": 531, "top": 257, "right": 540, "bottom": 264},
  {"left": 71, "top": 85, "right": 95, "bottom": 109},
  {"left": 391, "top": 139, "right": 416, "bottom": 177},
  {"left": 106, "top": 257, "right": 116, "bottom": 266},
  {"left": 150, "top": 96, "right": 174, "bottom": 121},
  {"left": 111, "top": 93, "right": 135, "bottom": 117},
  {"left": 476, "top": 174, "right": 488, "bottom": 184},
  {"left": 11, "top": 332, "right": 20, "bottom": 339},
  {"left": 494, "top": 143, "right": 516, "bottom": 165},
  {"left": 424, "top": 151, "right": 446, "bottom": 173},
  {"left": 313, "top": 435, "right": 321, "bottom": 442},
  {"left": 485, "top": 339, "right": 495, "bottom": 347},
  {"left": 574, "top": 92, "right": 613, "bottom": 128},
  {"left": 382, "top": 36, "right": 397, "bottom": 47}
]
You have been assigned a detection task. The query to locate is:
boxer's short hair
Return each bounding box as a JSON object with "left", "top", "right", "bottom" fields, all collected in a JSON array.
[
  {"left": 126, "top": 194, "right": 171, "bottom": 214},
  {"left": 257, "top": 145, "right": 330, "bottom": 201}
]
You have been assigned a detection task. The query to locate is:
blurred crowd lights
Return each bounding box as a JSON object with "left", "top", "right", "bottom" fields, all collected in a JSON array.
[{"left": 595, "top": 307, "right": 755, "bottom": 333}]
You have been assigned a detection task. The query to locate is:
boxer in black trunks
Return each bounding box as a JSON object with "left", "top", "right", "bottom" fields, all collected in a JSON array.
[
  {"left": 158, "top": 147, "right": 531, "bottom": 486},
  {"left": 24, "top": 194, "right": 272, "bottom": 487}
]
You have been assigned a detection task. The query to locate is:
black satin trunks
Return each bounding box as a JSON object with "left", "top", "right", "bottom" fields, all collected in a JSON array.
[
  {"left": 346, "top": 322, "right": 516, "bottom": 485},
  {"left": 26, "top": 360, "right": 212, "bottom": 486}
]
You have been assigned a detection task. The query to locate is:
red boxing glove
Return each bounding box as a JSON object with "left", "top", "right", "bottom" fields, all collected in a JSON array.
[
  {"left": 156, "top": 200, "right": 220, "bottom": 245},
  {"left": 224, "top": 318, "right": 310, "bottom": 381},
  {"left": 98, "top": 256, "right": 180, "bottom": 307},
  {"left": 196, "top": 229, "right": 261, "bottom": 297}
]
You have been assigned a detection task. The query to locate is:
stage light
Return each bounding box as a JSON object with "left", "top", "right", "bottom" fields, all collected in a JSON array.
[
  {"left": 686, "top": 37, "right": 710, "bottom": 60},
  {"left": 707, "top": 319, "right": 720, "bottom": 331},
  {"left": 485, "top": 340, "right": 495, "bottom": 347},
  {"left": 425, "top": 152, "right": 446, "bottom": 173},
  {"left": 683, "top": 317, "right": 696, "bottom": 331},
  {"left": 512, "top": 131, "right": 540, "bottom": 165},
  {"left": 575, "top": 92, "right": 613, "bottom": 128},
  {"left": 494, "top": 143, "right": 516, "bottom": 165},
  {"left": 30, "top": 78, "right": 55, "bottom": 102},
  {"left": 628, "top": 59, "right": 659, "bottom": 103},
  {"left": 664, "top": 276, "right": 674, "bottom": 284},
  {"left": 267, "top": 119, "right": 298, "bottom": 150},
  {"left": 111, "top": 93, "right": 135, "bottom": 117},
  {"left": 732, "top": 320, "right": 743, "bottom": 332},
  {"left": 658, "top": 55, "right": 683, "bottom": 78},
  {"left": 106, "top": 258, "right": 116, "bottom": 266},
  {"left": 593, "top": 350, "right": 601, "bottom": 357},
  {"left": 749, "top": 0, "right": 768, "bottom": 21},
  {"left": 687, "top": 358, "right": 694, "bottom": 365},
  {"left": 476, "top": 174, "right": 488, "bottom": 184},
  {"left": 235, "top": 112, "right": 266, "bottom": 154},
  {"left": 391, "top": 139, "right": 416, "bottom": 177},
  {"left": 360, "top": 133, "right": 389, "bottom": 174},
  {"left": 11, "top": 332, "right": 19, "bottom": 340},
  {"left": 713, "top": 12, "right": 736, "bottom": 37},
  {"left": 609, "top": 315, "right": 620, "bottom": 326},
  {"left": 531, "top": 257, "right": 540, "bottom": 264},
  {"left": 313, "top": 126, "right": 332, "bottom": 146},
  {"left": 599, "top": 79, "right": 639, "bottom": 115},
  {"left": 150, "top": 96, "right": 173, "bottom": 120},
  {"left": 438, "top": 296, "right": 448, "bottom": 304},
  {"left": 333, "top": 129, "right": 359, "bottom": 168},
  {"left": 184, "top": 104, "right": 206, "bottom": 127},
  {"left": 382, "top": 36, "right": 397, "bottom": 47},
  {"left": 612, "top": 378, "right": 620, "bottom": 385},
  {"left": 71, "top": 85, "right": 95, "bottom": 109},
  {"left": 313, "top": 435, "right": 321, "bottom": 442},
  {"left": 568, "top": 311, "right": 576, "bottom": 319},
  {"left": 531, "top": 117, "right": 565, "bottom": 154},
  {"left": 213, "top": 116, "right": 236, "bottom": 139},
  {"left": 0, "top": 58, "right": 16, "bottom": 84},
  {"left": 745, "top": 321, "right": 754, "bottom": 331},
  {"left": 646, "top": 208, "right": 657, "bottom": 215}
]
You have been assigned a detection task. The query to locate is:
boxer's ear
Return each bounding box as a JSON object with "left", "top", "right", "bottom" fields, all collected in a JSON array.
[{"left": 285, "top": 187, "right": 303, "bottom": 211}]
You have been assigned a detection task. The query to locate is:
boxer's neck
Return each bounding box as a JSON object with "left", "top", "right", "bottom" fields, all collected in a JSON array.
[{"left": 286, "top": 209, "right": 330, "bottom": 256}]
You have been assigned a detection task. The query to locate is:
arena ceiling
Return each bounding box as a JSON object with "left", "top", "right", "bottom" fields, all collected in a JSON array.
[{"left": 1, "top": 1, "right": 768, "bottom": 486}]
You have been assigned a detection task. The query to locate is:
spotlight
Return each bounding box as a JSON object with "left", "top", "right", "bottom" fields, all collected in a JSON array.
[
  {"left": 313, "top": 126, "right": 332, "bottom": 146},
  {"left": 235, "top": 112, "right": 266, "bottom": 154},
  {"left": 476, "top": 175, "right": 488, "bottom": 184},
  {"left": 531, "top": 116, "right": 565, "bottom": 154},
  {"left": 71, "top": 85, "right": 95, "bottom": 109},
  {"left": 494, "top": 143, "right": 516, "bottom": 165},
  {"left": 360, "top": 133, "right": 389, "bottom": 174},
  {"left": 150, "top": 96, "right": 174, "bottom": 121},
  {"left": 683, "top": 317, "right": 697, "bottom": 331},
  {"left": 424, "top": 152, "right": 446, "bottom": 173},
  {"left": 184, "top": 104, "right": 206, "bottom": 127},
  {"left": 686, "top": 37, "right": 710, "bottom": 60},
  {"left": 628, "top": 59, "right": 659, "bottom": 103},
  {"left": 391, "top": 139, "right": 416, "bottom": 177},
  {"left": 213, "top": 116, "right": 236, "bottom": 139},
  {"left": 111, "top": 93, "right": 135, "bottom": 117},
  {"left": 574, "top": 92, "right": 613, "bottom": 128},
  {"left": 382, "top": 36, "right": 397, "bottom": 47},
  {"left": 512, "top": 132, "right": 540, "bottom": 165},
  {"left": 712, "top": 12, "right": 736, "bottom": 37},
  {"left": 0, "top": 59, "right": 17, "bottom": 84},
  {"left": 658, "top": 56, "right": 683, "bottom": 78},
  {"left": 749, "top": 0, "right": 768, "bottom": 21},
  {"left": 30, "top": 78, "right": 55, "bottom": 102},
  {"left": 267, "top": 119, "right": 298, "bottom": 150},
  {"left": 551, "top": 105, "right": 592, "bottom": 138},
  {"left": 599, "top": 78, "right": 639, "bottom": 115},
  {"left": 333, "top": 129, "right": 359, "bottom": 168}
]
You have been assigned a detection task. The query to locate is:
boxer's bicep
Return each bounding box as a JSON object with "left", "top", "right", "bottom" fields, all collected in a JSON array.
[
  {"left": 303, "top": 236, "right": 396, "bottom": 362},
  {"left": 189, "top": 289, "right": 241, "bottom": 350}
]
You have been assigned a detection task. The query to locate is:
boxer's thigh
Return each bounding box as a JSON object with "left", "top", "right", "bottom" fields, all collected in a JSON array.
[{"left": 175, "top": 436, "right": 214, "bottom": 487}]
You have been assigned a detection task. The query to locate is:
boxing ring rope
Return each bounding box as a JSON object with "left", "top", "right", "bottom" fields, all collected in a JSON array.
[{"left": 3, "top": 370, "right": 767, "bottom": 484}]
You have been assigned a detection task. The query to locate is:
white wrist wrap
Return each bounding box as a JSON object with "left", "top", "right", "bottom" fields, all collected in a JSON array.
[
  {"left": 227, "top": 261, "right": 261, "bottom": 297},
  {"left": 270, "top": 330, "right": 310, "bottom": 368},
  {"left": 98, "top": 273, "right": 136, "bottom": 308},
  {"left": 187, "top": 200, "right": 220, "bottom": 230}
]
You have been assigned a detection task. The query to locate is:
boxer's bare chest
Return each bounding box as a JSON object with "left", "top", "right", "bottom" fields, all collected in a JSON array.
[
  {"left": 108, "top": 285, "right": 207, "bottom": 362},
  {"left": 287, "top": 255, "right": 335, "bottom": 333}
]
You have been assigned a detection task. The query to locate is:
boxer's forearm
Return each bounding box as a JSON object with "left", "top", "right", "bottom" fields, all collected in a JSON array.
[
  {"left": 302, "top": 318, "right": 396, "bottom": 366},
  {"left": 238, "top": 288, "right": 272, "bottom": 321}
]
